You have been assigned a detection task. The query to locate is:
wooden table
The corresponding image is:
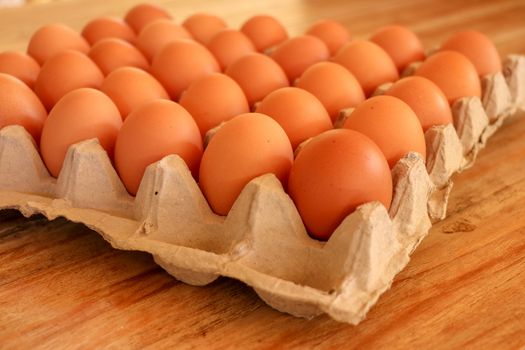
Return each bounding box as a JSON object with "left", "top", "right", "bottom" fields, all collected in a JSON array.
[{"left": 1, "top": 0, "right": 524, "bottom": 348}]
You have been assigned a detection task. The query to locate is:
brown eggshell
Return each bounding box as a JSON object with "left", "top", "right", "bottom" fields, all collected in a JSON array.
[
  {"left": 100, "top": 67, "right": 169, "bottom": 119},
  {"left": 88, "top": 38, "right": 149, "bottom": 75},
  {"left": 199, "top": 112, "right": 293, "bottom": 215},
  {"left": 81, "top": 17, "right": 136, "bottom": 45},
  {"left": 124, "top": 3, "right": 172, "bottom": 34},
  {"left": 182, "top": 13, "right": 227, "bottom": 45},
  {"left": 240, "top": 15, "right": 288, "bottom": 52},
  {"left": 207, "top": 29, "right": 255, "bottom": 70},
  {"left": 306, "top": 19, "right": 351, "bottom": 56},
  {"left": 255, "top": 87, "right": 332, "bottom": 148},
  {"left": 115, "top": 99, "right": 203, "bottom": 195},
  {"left": 34, "top": 50, "right": 104, "bottom": 111},
  {"left": 27, "top": 23, "right": 90, "bottom": 65},
  {"left": 0, "top": 73, "right": 47, "bottom": 143},
  {"left": 136, "top": 19, "right": 193, "bottom": 61},
  {"left": 225, "top": 52, "right": 289, "bottom": 107},
  {"left": 343, "top": 95, "right": 426, "bottom": 167},
  {"left": 288, "top": 128, "right": 393, "bottom": 240},
  {"left": 40, "top": 88, "right": 122, "bottom": 177},
  {"left": 0, "top": 51, "right": 40, "bottom": 88}
]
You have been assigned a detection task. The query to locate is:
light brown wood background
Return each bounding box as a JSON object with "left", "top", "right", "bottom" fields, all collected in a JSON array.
[{"left": 1, "top": 0, "right": 525, "bottom": 349}]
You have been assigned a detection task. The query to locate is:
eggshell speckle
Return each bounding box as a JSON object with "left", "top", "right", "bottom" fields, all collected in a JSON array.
[
  {"left": 288, "top": 128, "right": 393, "bottom": 240},
  {"left": 343, "top": 95, "right": 426, "bottom": 167},
  {"left": 270, "top": 35, "right": 330, "bottom": 82},
  {"left": 182, "top": 13, "right": 227, "bottom": 45},
  {"left": 255, "top": 87, "right": 332, "bottom": 148},
  {"left": 27, "top": 23, "right": 90, "bottom": 65},
  {"left": 0, "top": 73, "right": 47, "bottom": 143},
  {"left": 115, "top": 99, "right": 203, "bottom": 195},
  {"left": 81, "top": 17, "right": 136, "bottom": 45},
  {"left": 124, "top": 3, "right": 172, "bottom": 34},
  {"left": 136, "top": 19, "right": 193, "bottom": 61},
  {"left": 0, "top": 51, "right": 40, "bottom": 88},
  {"left": 101, "top": 66, "right": 169, "bottom": 119},
  {"left": 34, "top": 50, "right": 104, "bottom": 111},
  {"left": 370, "top": 25, "right": 425, "bottom": 71},
  {"left": 88, "top": 38, "right": 149, "bottom": 75},
  {"left": 151, "top": 39, "right": 220, "bottom": 100},
  {"left": 225, "top": 52, "right": 289, "bottom": 107},
  {"left": 40, "top": 88, "right": 122, "bottom": 177},
  {"left": 295, "top": 61, "right": 364, "bottom": 122},
  {"left": 333, "top": 40, "right": 399, "bottom": 96},
  {"left": 207, "top": 29, "right": 255, "bottom": 70},
  {"left": 240, "top": 15, "right": 288, "bottom": 52},
  {"left": 415, "top": 50, "right": 481, "bottom": 104},
  {"left": 306, "top": 19, "right": 351, "bottom": 56},
  {"left": 199, "top": 112, "right": 293, "bottom": 215},
  {"left": 440, "top": 30, "right": 501, "bottom": 76}
]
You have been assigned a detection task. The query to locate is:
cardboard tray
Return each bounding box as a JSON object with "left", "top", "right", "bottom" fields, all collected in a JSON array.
[{"left": 0, "top": 55, "right": 523, "bottom": 325}]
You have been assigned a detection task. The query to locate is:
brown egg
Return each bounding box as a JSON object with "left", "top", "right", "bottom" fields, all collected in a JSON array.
[
  {"left": 199, "top": 113, "right": 293, "bottom": 215},
  {"left": 306, "top": 19, "right": 351, "bottom": 56},
  {"left": 240, "top": 15, "right": 288, "bottom": 52},
  {"left": 101, "top": 67, "right": 169, "bottom": 119},
  {"left": 40, "top": 88, "right": 122, "bottom": 177},
  {"left": 179, "top": 73, "right": 249, "bottom": 137},
  {"left": 34, "top": 50, "right": 104, "bottom": 111},
  {"left": 0, "top": 73, "right": 47, "bottom": 143},
  {"left": 386, "top": 76, "right": 453, "bottom": 131},
  {"left": 415, "top": 50, "right": 481, "bottom": 104},
  {"left": 225, "top": 53, "right": 289, "bottom": 107},
  {"left": 288, "top": 128, "right": 392, "bottom": 240},
  {"left": 182, "top": 13, "right": 227, "bottom": 45},
  {"left": 206, "top": 29, "right": 255, "bottom": 70},
  {"left": 81, "top": 17, "right": 136, "bottom": 45},
  {"left": 255, "top": 87, "right": 332, "bottom": 148},
  {"left": 27, "top": 23, "right": 90, "bottom": 65},
  {"left": 124, "top": 3, "right": 172, "bottom": 34},
  {"left": 151, "top": 39, "right": 220, "bottom": 100},
  {"left": 88, "top": 38, "right": 149, "bottom": 76},
  {"left": 295, "top": 61, "right": 365, "bottom": 122},
  {"left": 136, "top": 19, "right": 193, "bottom": 61},
  {"left": 370, "top": 25, "right": 425, "bottom": 72},
  {"left": 270, "top": 35, "right": 330, "bottom": 82},
  {"left": 0, "top": 51, "right": 40, "bottom": 88},
  {"left": 115, "top": 99, "right": 203, "bottom": 195},
  {"left": 343, "top": 95, "right": 426, "bottom": 167},
  {"left": 333, "top": 40, "right": 399, "bottom": 96},
  {"left": 440, "top": 30, "right": 501, "bottom": 76}
]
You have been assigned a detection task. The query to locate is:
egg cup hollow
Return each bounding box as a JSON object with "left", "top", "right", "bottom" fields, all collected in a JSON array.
[{"left": 0, "top": 54, "right": 523, "bottom": 325}]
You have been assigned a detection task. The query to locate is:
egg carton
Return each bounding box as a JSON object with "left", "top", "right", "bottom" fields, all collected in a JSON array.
[{"left": 0, "top": 55, "right": 523, "bottom": 325}]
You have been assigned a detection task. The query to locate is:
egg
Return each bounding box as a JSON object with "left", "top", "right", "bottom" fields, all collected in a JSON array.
[
  {"left": 414, "top": 50, "right": 481, "bottom": 104},
  {"left": 81, "top": 17, "right": 136, "bottom": 45},
  {"left": 124, "top": 3, "right": 172, "bottom": 34},
  {"left": 151, "top": 39, "right": 220, "bottom": 100},
  {"left": 295, "top": 61, "right": 365, "bottom": 122},
  {"left": 40, "top": 88, "right": 122, "bottom": 177},
  {"left": 270, "top": 35, "right": 330, "bottom": 82},
  {"left": 288, "top": 128, "right": 392, "bottom": 240},
  {"left": 0, "top": 73, "right": 47, "bottom": 143},
  {"left": 332, "top": 40, "right": 399, "bottom": 96},
  {"left": 88, "top": 38, "right": 149, "bottom": 76},
  {"left": 225, "top": 53, "right": 289, "bottom": 107},
  {"left": 179, "top": 73, "right": 249, "bottom": 137},
  {"left": 343, "top": 95, "right": 426, "bottom": 167},
  {"left": 0, "top": 51, "right": 40, "bottom": 88},
  {"left": 199, "top": 112, "right": 293, "bottom": 215},
  {"left": 100, "top": 67, "right": 169, "bottom": 119},
  {"left": 206, "top": 29, "right": 255, "bottom": 70},
  {"left": 115, "top": 99, "right": 203, "bottom": 195},
  {"left": 370, "top": 25, "right": 425, "bottom": 72},
  {"left": 182, "top": 13, "right": 227, "bottom": 45},
  {"left": 27, "top": 23, "right": 90, "bottom": 65},
  {"left": 34, "top": 50, "right": 104, "bottom": 111},
  {"left": 136, "top": 19, "right": 193, "bottom": 61},
  {"left": 240, "top": 15, "right": 288, "bottom": 52},
  {"left": 255, "top": 87, "right": 332, "bottom": 148},
  {"left": 305, "top": 19, "right": 351, "bottom": 56},
  {"left": 386, "top": 76, "right": 453, "bottom": 131},
  {"left": 440, "top": 30, "right": 501, "bottom": 76}
]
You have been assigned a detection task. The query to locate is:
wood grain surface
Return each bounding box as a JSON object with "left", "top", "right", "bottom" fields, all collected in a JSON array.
[{"left": 1, "top": 0, "right": 525, "bottom": 349}]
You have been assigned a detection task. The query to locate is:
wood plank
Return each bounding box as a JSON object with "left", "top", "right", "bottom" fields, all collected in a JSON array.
[{"left": 0, "top": 0, "right": 524, "bottom": 348}]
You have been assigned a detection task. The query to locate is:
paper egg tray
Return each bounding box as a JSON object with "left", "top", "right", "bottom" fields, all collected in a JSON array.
[{"left": 0, "top": 55, "right": 523, "bottom": 325}]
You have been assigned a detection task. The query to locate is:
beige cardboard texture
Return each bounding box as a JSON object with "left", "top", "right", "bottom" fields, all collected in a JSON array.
[{"left": 0, "top": 55, "right": 523, "bottom": 325}]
